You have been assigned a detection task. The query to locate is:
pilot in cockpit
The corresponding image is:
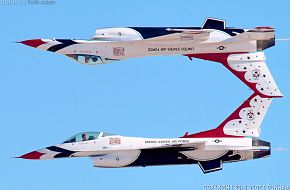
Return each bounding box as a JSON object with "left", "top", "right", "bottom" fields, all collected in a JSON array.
[{"left": 82, "top": 133, "right": 87, "bottom": 141}]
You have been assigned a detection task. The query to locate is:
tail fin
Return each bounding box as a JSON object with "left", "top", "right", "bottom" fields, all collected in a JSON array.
[
  {"left": 186, "top": 93, "right": 272, "bottom": 138},
  {"left": 187, "top": 52, "right": 282, "bottom": 98}
]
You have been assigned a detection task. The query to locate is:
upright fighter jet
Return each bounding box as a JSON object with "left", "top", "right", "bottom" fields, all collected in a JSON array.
[
  {"left": 18, "top": 92, "right": 272, "bottom": 173},
  {"left": 19, "top": 18, "right": 282, "bottom": 98}
]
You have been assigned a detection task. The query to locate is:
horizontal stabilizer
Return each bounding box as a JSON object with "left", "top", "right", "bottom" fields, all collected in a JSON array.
[{"left": 198, "top": 159, "right": 222, "bottom": 173}]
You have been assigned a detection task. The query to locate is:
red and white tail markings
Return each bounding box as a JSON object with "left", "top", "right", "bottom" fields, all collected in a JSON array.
[
  {"left": 185, "top": 52, "right": 282, "bottom": 98},
  {"left": 183, "top": 93, "right": 272, "bottom": 138}
]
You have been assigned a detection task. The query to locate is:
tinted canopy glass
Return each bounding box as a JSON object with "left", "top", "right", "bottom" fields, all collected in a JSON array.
[{"left": 63, "top": 132, "right": 101, "bottom": 143}]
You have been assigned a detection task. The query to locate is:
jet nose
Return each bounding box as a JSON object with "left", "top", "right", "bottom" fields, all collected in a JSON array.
[
  {"left": 16, "top": 151, "right": 45, "bottom": 160},
  {"left": 19, "top": 39, "right": 46, "bottom": 48}
]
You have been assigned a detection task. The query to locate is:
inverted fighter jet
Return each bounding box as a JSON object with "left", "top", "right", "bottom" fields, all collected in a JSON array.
[
  {"left": 19, "top": 18, "right": 282, "bottom": 98},
  {"left": 18, "top": 92, "right": 272, "bottom": 173}
]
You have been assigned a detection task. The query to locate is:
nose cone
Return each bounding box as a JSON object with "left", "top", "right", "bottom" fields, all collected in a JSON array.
[
  {"left": 16, "top": 151, "right": 45, "bottom": 160},
  {"left": 19, "top": 39, "right": 46, "bottom": 48}
]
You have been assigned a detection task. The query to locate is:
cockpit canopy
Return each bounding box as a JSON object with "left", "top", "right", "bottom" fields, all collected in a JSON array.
[{"left": 63, "top": 132, "right": 116, "bottom": 143}]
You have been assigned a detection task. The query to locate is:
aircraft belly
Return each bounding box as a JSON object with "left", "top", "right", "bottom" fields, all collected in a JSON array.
[
  {"left": 127, "top": 148, "right": 243, "bottom": 168},
  {"left": 91, "top": 150, "right": 141, "bottom": 168},
  {"left": 180, "top": 150, "right": 228, "bottom": 161},
  {"left": 128, "top": 148, "right": 197, "bottom": 167}
]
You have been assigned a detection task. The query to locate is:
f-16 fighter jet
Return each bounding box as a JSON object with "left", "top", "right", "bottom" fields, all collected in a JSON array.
[
  {"left": 19, "top": 18, "right": 282, "bottom": 98},
  {"left": 18, "top": 92, "right": 272, "bottom": 173}
]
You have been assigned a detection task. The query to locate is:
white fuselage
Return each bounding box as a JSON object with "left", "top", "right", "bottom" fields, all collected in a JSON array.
[
  {"left": 39, "top": 135, "right": 256, "bottom": 159},
  {"left": 47, "top": 39, "right": 257, "bottom": 60}
]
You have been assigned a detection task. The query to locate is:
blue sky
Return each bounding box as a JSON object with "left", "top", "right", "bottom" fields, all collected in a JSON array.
[{"left": 1, "top": 0, "right": 290, "bottom": 189}]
